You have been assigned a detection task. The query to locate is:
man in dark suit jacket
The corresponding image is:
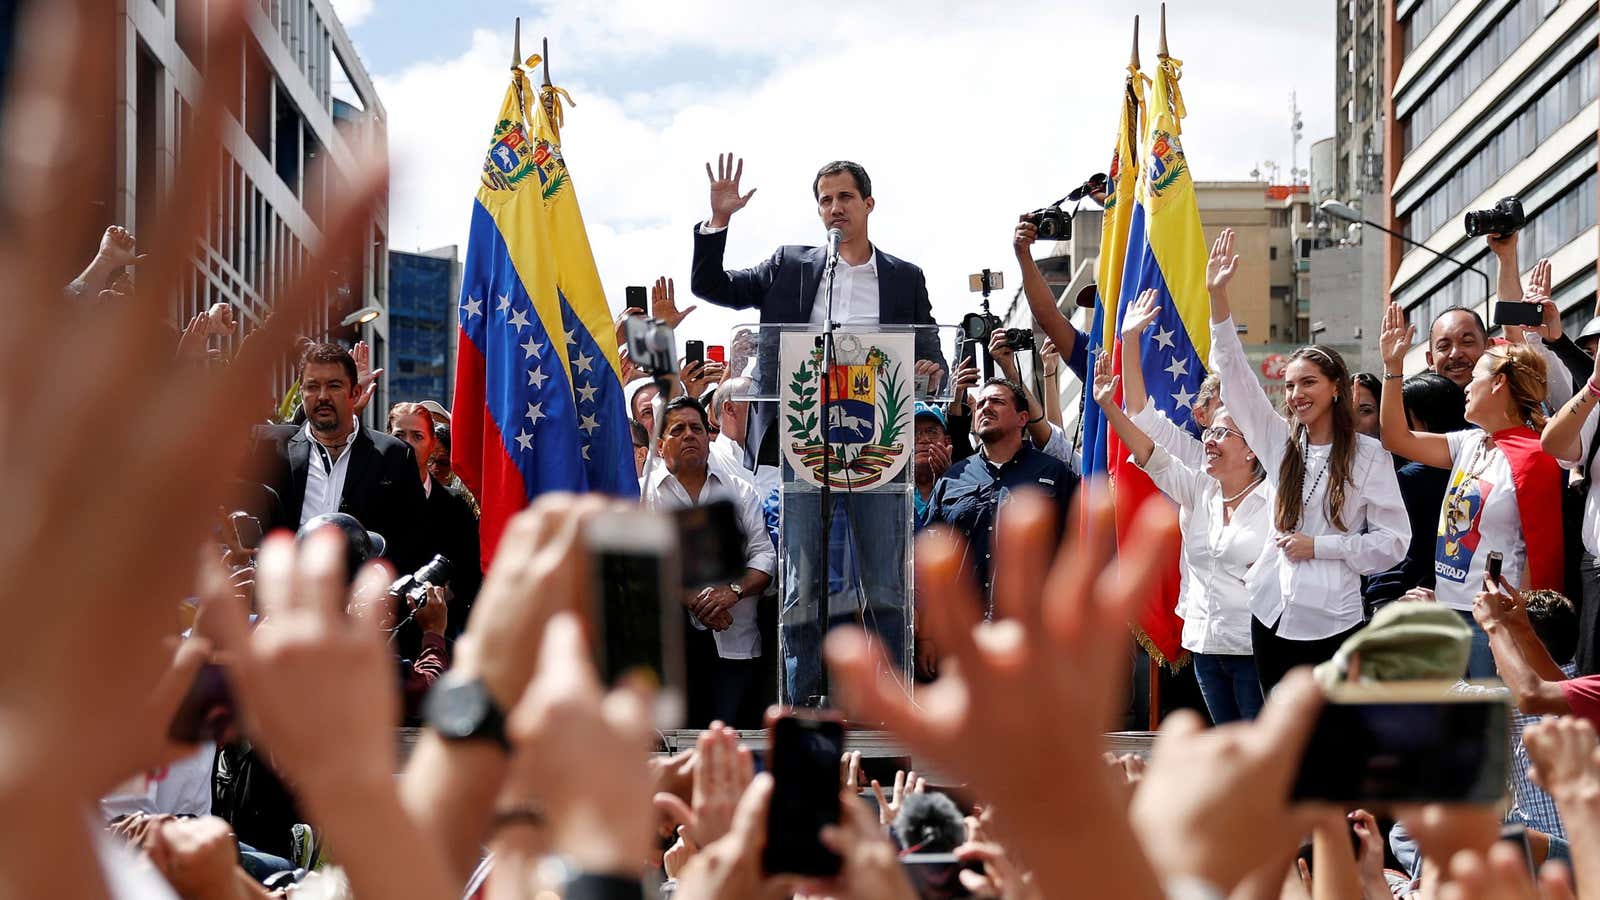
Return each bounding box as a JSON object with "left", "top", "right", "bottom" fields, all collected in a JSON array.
[
  {"left": 689, "top": 158, "right": 945, "bottom": 705},
  {"left": 248, "top": 343, "right": 428, "bottom": 574},
  {"left": 689, "top": 157, "right": 947, "bottom": 467}
]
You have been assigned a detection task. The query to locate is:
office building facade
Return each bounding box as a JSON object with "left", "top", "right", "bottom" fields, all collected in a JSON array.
[
  {"left": 1386, "top": 0, "right": 1597, "bottom": 331},
  {"left": 112, "top": 0, "right": 388, "bottom": 415},
  {"left": 388, "top": 246, "right": 462, "bottom": 408}
]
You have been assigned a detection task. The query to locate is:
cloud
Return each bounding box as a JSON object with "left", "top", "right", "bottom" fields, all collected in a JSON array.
[
  {"left": 331, "top": 0, "right": 375, "bottom": 28},
  {"left": 372, "top": 1, "right": 1334, "bottom": 352}
]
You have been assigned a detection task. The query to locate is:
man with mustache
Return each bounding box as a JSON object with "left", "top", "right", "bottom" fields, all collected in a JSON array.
[{"left": 249, "top": 343, "right": 428, "bottom": 572}]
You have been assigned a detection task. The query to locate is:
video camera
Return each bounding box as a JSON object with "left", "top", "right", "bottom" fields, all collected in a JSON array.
[{"left": 1464, "top": 197, "right": 1524, "bottom": 238}]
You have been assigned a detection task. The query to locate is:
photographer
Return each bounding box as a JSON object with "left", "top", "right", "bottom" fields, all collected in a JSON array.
[
  {"left": 388, "top": 402, "right": 481, "bottom": 638},
  {"left": 986, "top": 326, "right": 1072, "bottom": 464}
]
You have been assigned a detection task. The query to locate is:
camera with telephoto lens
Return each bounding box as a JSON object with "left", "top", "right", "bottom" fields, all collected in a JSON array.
[
  {"left": 623, "top": 316, "right": 677, "bottom": 377},
  {"left": 959, "top": 312, "right": 1002, "bottom": 345},
  {"left": 1464, "top": 197, "right": 1525, "bottom": 238},
  {"left": 1021, "top": 204, "right": 1072, "bottom": 241},
  {"left": 1002, "top": 328, "right": 1035, "bottom": 352},
  {"left": 389, "top": 554, "right": 453, "bottom": 608}
]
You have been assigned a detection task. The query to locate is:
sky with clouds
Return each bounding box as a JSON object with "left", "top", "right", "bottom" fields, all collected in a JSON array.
[{"left": 332, "top": 0, "right": 1337, "bottom": 349}]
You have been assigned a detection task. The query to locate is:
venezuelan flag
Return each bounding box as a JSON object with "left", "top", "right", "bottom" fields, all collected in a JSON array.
[
  {"left": 452, "top": 60, "right": 637, "bottom": 566},
  {"left": 1079, "top": 63, "right": 1146, "bottom": 497},
  {"left": 1110, "top": 54, "right": 1212, "bottom": 667}
]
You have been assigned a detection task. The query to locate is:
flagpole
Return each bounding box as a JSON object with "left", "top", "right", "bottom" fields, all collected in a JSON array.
[
  {"left": 1147, "top": 7, "right": 1166, "bottom": 733},
  {"left": 1131, "top": 14, "right": 1139, "bottom": 69}
]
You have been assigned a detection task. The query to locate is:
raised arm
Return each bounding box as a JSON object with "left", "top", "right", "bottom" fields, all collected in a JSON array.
[
  {"left": 990, "top": 329, "right": 1051, "bottom": 450},
  {"left": 1014, "top": 218, "right": 1083, "bottom": 376},
  {"left": 1378, "top": 302, "right": 1452, "bottom": 467},
  {"left": 1542, "top": 343, "right": 1600, "bottom": 463},
  {"left": 1119, "top": 288, "right": 1161, "bottom": 416},
  {"left": 1474, "top": 584, "right": 1571, "bottom": 715},
  {"left": 1091, "top": 348, "right": 1155, "bottom": 468},
  {"left": 689, "top": 154, "right": 778, "bottom": 310},
  {"left": 1204, "top": 229, "right": 1288, "bottom": 464}
]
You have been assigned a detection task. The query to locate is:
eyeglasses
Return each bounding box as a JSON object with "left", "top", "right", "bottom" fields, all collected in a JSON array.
[{"left": 1201, "top": 425, "right": 1245, "bottom": 443}]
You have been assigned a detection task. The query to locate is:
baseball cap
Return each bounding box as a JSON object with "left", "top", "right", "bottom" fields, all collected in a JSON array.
[
  {"left": 417, "top": 400, "right": 451, "bottom": 424},
  {"left": 914, "top": 401, "right": 947, "bottom": 430}
]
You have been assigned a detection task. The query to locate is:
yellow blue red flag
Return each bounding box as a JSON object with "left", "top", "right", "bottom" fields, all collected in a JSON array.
[
  {"left": 452, "top": 61, "right": 637, "bottom": 566},
  {"left": 1080, "top": 63, "right": 1146, "bottom": 499},
  {"left": 1106, "top": 53, "right": 1213, "bottom": 666}
]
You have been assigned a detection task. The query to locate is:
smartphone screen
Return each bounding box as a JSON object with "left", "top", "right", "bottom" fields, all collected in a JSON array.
[
  {"left": 901, "top": 853, "right": 975, "bottom": 900},
  {"left": 707, "top": 345, "right": 726, "bottom": 364},
  {"left": 625, "top": 285, "right": 647, "bottom": 313},
  {"left": 1292, "top": 694, "right": 1509, "bottom": 804},
  {"left": 764, "top": 716, "right": 844, "bottom": 876},
  {"left": 168, "top": 662, "right": 234, "bottom": 743},
  {"left": 674, "top": 499, "right": 748, "bottom": 590},
  {"left": 685, "top": 339, "right": 705, "bottom": 366},
  {"left": 587, "top": 514, "right": 686, "bottom": 728}
]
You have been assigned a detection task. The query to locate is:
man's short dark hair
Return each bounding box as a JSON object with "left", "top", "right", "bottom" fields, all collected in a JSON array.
[
  {"left": 1523, "top": 589, "right": 1578, "bottom": 666},
  {"left": 813, "top": 161, "right": 872, "bottom": 200},
  {"left": 1401, "top": 372, "right": 1468, "bottom": 434},
  {"left": 980, "top": 377, "right": 1029, "bottom": 416},
  {"left": 300, "top": 342, "right": 358, "bottom": 385},
  {"left": 661, "top": 396, "right": 710, "bottom": 432},
  {"left": 432, "top": 423, "right": 451, "bottom": 454},
  {"left": 1430, "top": 305, "right": 1488, "bottom": 340}
]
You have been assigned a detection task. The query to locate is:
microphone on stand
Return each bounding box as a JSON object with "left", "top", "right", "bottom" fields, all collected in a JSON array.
[{"left": 825, "top": 227, "right": 843, "bottom": 268}]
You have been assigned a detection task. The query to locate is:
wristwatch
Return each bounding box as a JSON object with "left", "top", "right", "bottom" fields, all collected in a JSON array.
[
  {"left": 728, "top": 583, "right": 744, "bottom": 598},
  {"left": 422, "top": 672, "right": 510, "bottom": 751}
]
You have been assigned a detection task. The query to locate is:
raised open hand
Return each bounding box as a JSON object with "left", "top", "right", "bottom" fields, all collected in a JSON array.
[
  {"left": 1206, "top": 228, "right": 1240, "bottom": 294},
  {"left": 351, "top": 339, "right": 383, "bottom": 416},
  {"left": 654, "top": 723, "right": 755, "bottom": 854},
  {"left": 1380, "top": 302, "right": 1415, "bottom": 370},
  {"left": 653, "top": 275, "right": 697, "bottom": 328},
  {"left": 1091, "top": 349, "right": 1121, "bottom": 410},
  {"left": 1525, "top": 258, "right": 1563, "bottom": 342},
  {"left": 706, "top": 153, "right": 757, "bottom": 228},
  {"left": 0, "top": 0, "right": 384, "bottom": 854},
  {"left": 1121, "top": 289, "right": 1162, "bottom": 340},
  {"left": 870, "top": 769, "right": 926, "bottom": 827},
  {"left": 825, "top": 490, "right": 1178, "bottom": 899}
]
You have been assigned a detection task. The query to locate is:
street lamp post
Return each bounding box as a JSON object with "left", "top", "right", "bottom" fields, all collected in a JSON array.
[{"left": 1319, "top": 199, "right": 1493, "bottom": 321}]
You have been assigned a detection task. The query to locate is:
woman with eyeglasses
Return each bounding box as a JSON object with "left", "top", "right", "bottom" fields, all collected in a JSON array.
[
  {"left": 1091, "top": 289, "right": 1269, "bottom": 722},
  {"left": 1206, "top": 229, "right": 1410, "bottom": 692},
  {"left": 1378, "top": 300, "right": 1565, "bottom": 678}
]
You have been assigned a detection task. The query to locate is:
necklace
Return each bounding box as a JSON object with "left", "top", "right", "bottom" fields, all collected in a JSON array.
[
  {"left": 1300, "top": 441, "right": 1331, "bottom": 512},
  {"left": 1445, "top": 436, "right": 1498, "bottom": 509},
  {"left": 1222, "top": 475, "right": 1263, "bottom": 505}
]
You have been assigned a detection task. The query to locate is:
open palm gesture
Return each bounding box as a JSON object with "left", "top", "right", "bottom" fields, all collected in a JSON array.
[
  {"left": 651, "top": 276, "right": 696, "bottom": 329},
  {"left": 1206, "top": 228, "right": 1240, "bottom": 293},
  {"left": 706, "top": 153, "right": 757, "bottom": 228},
  {"left": 1379, "top": 302, "right": 1414, "bottom": 370},
  {"left": 1121, "top": 289, "right": 1162, "bottom": 340},
  {"left": 1091, "top": 349, "right": 1120, "bottom": 410}
]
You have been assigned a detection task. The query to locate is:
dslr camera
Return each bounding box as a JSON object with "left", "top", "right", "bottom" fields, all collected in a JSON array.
[
  {"left": 1002, "top": 328, "right": 1035, "bottom": 352},
  {"left": 1021, "top": 204, "right": 1072, "bottom": 241},
  {"left": 624, "top": 316, "right": 677, "bottom": 377},
  {"left": 959, "top": 312, "right": 1002, "bottom": 345},
  {"left": 1464, "top": 197, "right": 1525, "bottom": 238},
  {"left": 390, "top": 554, "right": 453, "bottom": 608}
]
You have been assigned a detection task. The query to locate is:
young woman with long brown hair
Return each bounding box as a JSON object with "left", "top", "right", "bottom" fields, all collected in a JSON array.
[{"left": 1205, "top": 229, "right": 1410, "bottom": 692}]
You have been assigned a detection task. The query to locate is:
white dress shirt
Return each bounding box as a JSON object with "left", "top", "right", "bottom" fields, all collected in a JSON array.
[
  {"left": 644, "top": 455, "right": 777, "bottom": 659},
  {"left": 697, "top": 222, "right": 881, "bottom": 325},
  {"left": 1132, "top": 436, "right": 1270, "bottom": 657},
  {"left": 299, "top": 420, "right": 358, "bottom": 526},
  {"left": 1131, "top": 406, "right": 1269, "bottom": 655},
  {"left": 1211, "top": 317, "right": 1410, "bottom": 640},
  {"left": 1561, "top": 401, "right": 1600, "bottom": 556},
  {"left": 709, "top": 432, "right": 753, "bottom": 485}
]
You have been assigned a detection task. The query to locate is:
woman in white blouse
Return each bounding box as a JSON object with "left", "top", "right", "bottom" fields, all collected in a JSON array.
[
  {"left": 1090, "top": 291, "right": 1270, "bottom": 722},
  {"left": 1206, "top": 229, "right": 1410, "bottom": 692}
]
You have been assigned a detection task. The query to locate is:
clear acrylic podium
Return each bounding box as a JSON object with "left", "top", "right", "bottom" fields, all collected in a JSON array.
[{"left": 731, "top": 322, "right": 959, "bottom": 708}]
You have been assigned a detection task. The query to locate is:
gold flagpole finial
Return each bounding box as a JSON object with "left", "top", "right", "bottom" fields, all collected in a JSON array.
[
  {"left": 1131, "top": 14, "right": 1140, "bottom": 69},
  {"left": 542, "top": 37, "right": 553, "bottom": 88},
  {"left": 511, "top": 17, "right": 521, "bottom": 70},
  {"left": 1158, "top": 3, "right": 1169, "bottom": 58}
]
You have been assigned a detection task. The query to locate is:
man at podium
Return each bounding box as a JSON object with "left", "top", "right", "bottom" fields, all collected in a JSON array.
[{"left": 688, "top": 156, "right": 947, "bottom": 704}]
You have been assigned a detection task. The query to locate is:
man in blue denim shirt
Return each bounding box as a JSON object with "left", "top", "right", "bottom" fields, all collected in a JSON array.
[{"left": 927, "top": 378, "right": 1076, "bottom": 617}]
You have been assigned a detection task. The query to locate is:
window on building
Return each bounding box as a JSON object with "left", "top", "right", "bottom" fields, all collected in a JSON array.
[{"left": 1269, "top": 246, "right": 1278, "bottom": 260}]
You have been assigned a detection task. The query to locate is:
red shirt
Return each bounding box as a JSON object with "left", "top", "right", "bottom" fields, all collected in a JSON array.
[{"left": 1559, "top": 674, "right": 1600, "bottom": 726}]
